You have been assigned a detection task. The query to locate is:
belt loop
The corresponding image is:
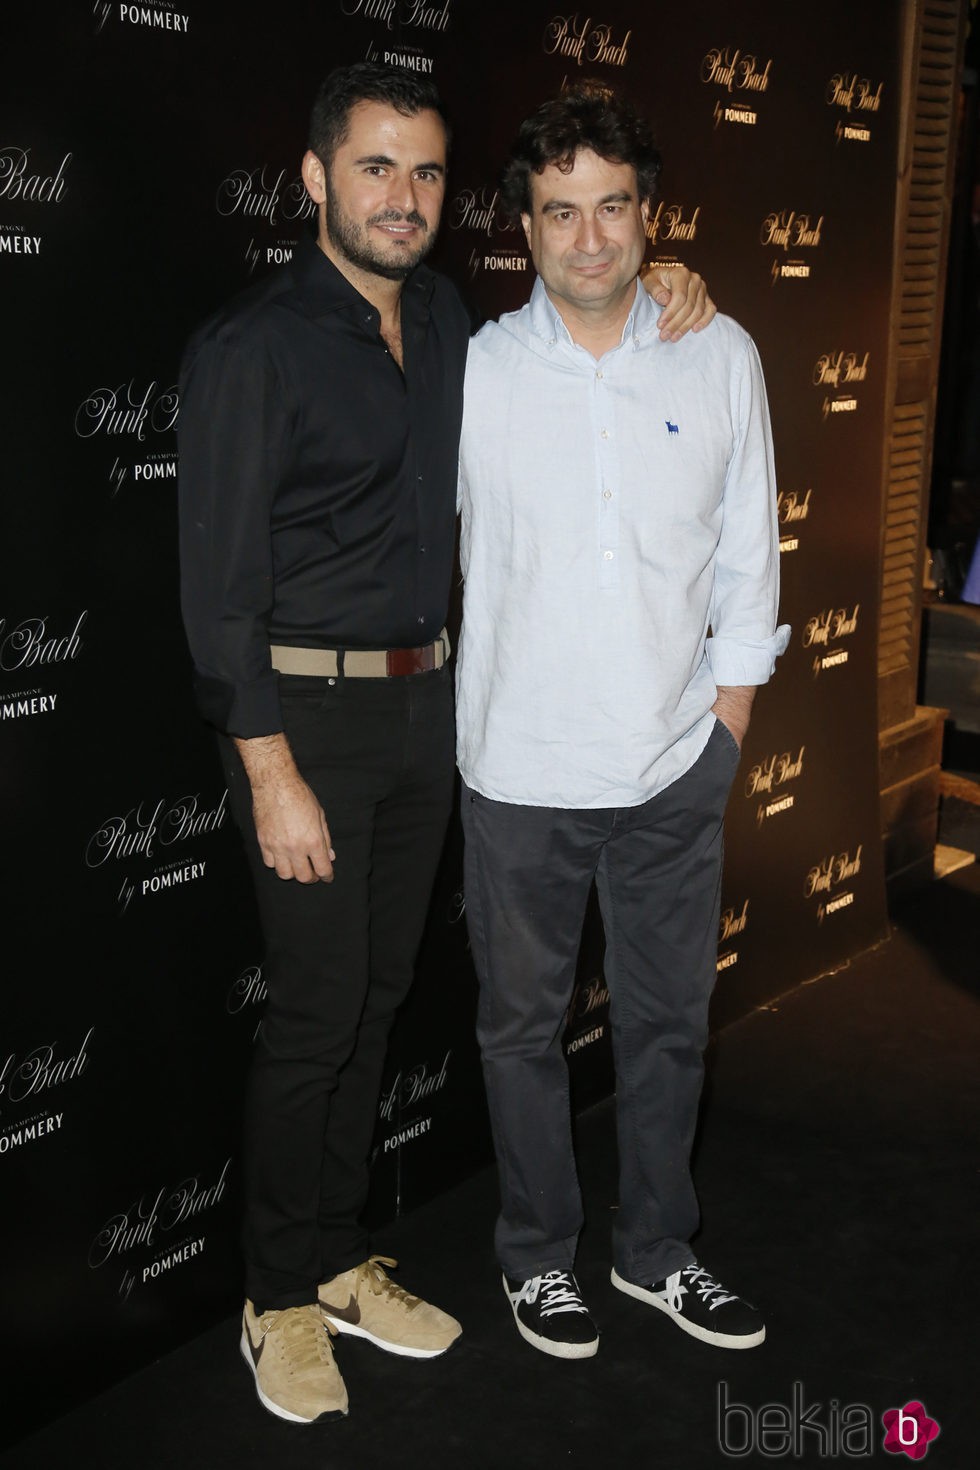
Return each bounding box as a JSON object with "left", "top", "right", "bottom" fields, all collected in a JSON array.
[{"left": 336, "top": 648, "right": 346, "bottom": 678}]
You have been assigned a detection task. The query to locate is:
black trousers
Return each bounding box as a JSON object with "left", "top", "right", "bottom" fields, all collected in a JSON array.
[
  {"left": 221, "top": 664, "right": 455, "bottom": 1312},
  {"left": 461, "top": 718, "right": 740, "bottom": 1285}
]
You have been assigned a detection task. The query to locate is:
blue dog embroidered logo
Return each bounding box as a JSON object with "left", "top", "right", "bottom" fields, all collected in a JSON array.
[{"left": 666, "top": 420, "right": 679, "bottom": 435}]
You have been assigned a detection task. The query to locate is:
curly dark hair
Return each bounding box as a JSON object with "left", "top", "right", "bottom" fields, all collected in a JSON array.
[
  {"left": 308, "top": 62, "right": 449, "bottom": 168},
  {"left": 500, "top": 81, "right": 661, "bottom": 219}
]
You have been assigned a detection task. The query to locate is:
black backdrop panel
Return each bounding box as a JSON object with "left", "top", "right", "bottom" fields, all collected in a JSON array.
[{"left": 2, "top": 0, "right": 896, "bottom": 1443}]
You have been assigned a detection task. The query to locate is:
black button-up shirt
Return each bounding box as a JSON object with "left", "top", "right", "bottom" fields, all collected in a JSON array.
[{"left": 177, "top": 236, "right": 471, "bottom": 737}]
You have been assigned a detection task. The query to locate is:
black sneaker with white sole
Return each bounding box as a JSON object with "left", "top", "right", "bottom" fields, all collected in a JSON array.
[
  {"left": 610, "top": 1261, "right": 765, "bottom": 1349},
  {"left": 503, "top": 1270, "right": 599, "bottom": 1359}
]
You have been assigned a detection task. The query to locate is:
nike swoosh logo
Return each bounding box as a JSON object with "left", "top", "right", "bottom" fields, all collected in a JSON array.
[
  {"left": 319, "top": 1292, "right": 360, "bottom": 1326},
  {"left": 244, "top": 1323, "right": 265, "bottom": 1367}
]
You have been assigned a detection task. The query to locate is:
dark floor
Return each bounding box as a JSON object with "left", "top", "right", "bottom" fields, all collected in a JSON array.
[{"left": 3, "top": 824, "right": 976, "bottom": 1469}]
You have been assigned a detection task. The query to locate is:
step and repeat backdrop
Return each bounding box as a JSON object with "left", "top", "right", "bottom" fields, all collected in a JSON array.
[{"left": 3, "top": 0, "right": 898, "bottom": 1442}]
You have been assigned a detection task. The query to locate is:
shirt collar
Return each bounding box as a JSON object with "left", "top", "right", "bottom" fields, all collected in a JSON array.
[
  {"left": 527, "top": 274, "right": 658, "bottom": 351},
  {"left": 289, "top": 232, "right": 436, "bottom": 323}
]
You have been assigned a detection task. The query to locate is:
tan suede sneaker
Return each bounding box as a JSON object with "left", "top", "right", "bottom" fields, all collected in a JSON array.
[
  {"left": 240, "top": 1301, "right": 349, "bottom": 1423},
  {"left": 318, "top": 1255, "right": 462, "bottom": 1359}
]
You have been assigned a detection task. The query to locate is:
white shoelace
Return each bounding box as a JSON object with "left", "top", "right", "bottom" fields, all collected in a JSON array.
[
  {"left": 663, "top": 1264, "right": 737, "bottom": 1313},
  {"left": 514, "top": 1271, "right": 588, "bottom": 1318}
]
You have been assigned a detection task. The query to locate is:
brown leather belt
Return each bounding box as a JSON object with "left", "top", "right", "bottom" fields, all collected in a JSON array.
[{"left": 270, "top": 629, "right": 449, "bottom": 679}]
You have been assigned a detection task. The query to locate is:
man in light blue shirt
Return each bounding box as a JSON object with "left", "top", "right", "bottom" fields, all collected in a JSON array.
[{"left": 456, "top": 82, "right": 790, "bottom": 1361}]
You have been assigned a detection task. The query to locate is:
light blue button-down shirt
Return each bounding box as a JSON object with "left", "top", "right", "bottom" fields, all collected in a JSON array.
[{"left": 456, "top": 276, "right": 791, "bottom": 809}]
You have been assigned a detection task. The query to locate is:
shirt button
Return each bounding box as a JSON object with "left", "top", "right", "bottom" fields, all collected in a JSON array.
[
  {"left": 603, "top": 489, "right": 612, "bottom": 500},
  {"left": 603, "top": 550, "right": 614, "bottom": 561},
  {"left": 419, "top": 546, "right": 426, "bottom": 554},
  {"left": 600, "top": 429, "right": 610, "bottom": 439},
  {"left": 595, "top": 369, "right": 604, "bottom": 380},
  {"left": 418, "top": 616, "right": 425, "bottom": 624}
]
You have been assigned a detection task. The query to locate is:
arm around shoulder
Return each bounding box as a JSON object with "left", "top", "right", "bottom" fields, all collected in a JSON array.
[{"left": 641, "top": 262, "right": 717, "bottom": 340}]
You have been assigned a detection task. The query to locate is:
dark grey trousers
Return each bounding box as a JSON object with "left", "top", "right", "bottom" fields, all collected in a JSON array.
[{"left": 460, "top": 717, "right": 740, "bottom": 1285}]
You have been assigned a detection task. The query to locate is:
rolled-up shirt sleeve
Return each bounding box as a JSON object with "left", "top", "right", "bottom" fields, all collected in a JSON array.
[
  {"left": 706, "top": 335, "right": 791, "bottom": 687},
  {"left": 178, "top": 327, "right": 289, "bottom": 737}
]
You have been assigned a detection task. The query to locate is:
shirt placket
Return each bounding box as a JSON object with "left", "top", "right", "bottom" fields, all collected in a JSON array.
[
  {"left": 404, "top": 300, "right": 435, "bottom": 644},
  {"left": 593, "top": 362, "right": 621, "bottom": 590}
]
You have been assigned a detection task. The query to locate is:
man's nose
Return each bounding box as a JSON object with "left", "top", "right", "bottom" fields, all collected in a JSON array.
[
  {"left": 387, "top": 172, "right": 419, "bottom": 216},
  {"left": 574, "top": 214, "right": 605, "bottom": 255}
]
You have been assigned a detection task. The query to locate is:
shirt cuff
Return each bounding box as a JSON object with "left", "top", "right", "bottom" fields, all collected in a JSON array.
[
  {"left": 193, "top": 670, "right": 283, "bottom": 738},
  {"left": 706, "top": 624, "right": 792, "bottom": 686}
]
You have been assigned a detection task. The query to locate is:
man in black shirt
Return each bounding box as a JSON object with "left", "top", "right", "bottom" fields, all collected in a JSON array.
[{"left": 179, "top": 63, "right": 712, "bottom": 1425}]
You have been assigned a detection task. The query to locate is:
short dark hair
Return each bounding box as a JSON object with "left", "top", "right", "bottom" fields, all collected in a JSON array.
[
  {"left": 500, "top": 81, "right": 661, "bottom": 219},
  {"left": 308, "top": 62, "right": 449, "bottom": 167}
]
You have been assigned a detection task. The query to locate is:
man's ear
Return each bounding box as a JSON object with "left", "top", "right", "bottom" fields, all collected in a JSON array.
[
  {"left": 521, "top": 211, "right": 532, "bottom": 249},
  {"left": 640, "top": 197, "right": 650, "bottom": 227},
  {"left": 301, "top": 149, "right": 327, "bottom": 206}
]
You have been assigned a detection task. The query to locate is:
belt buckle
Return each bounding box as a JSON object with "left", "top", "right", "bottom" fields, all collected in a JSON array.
[{"left": 387, "top": 644, "right": 430, "bottom": 676}]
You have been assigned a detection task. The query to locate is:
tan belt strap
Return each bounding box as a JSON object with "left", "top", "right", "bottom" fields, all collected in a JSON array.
[{"left": 269, "top": 629, "right": 449, "bottom": 678}]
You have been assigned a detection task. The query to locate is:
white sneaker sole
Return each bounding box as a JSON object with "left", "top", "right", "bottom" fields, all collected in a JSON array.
[
  {"left": 318, "top": 1308, "right": 460, "bottom": 1359},
  {"left": 504, "top": 1276, "right": 599, "bottom": 1360},
  {"left": 610, "top": 1268, "right": 765, "bottom": 1349},
  {"left": 239, "top": 1331, "right": 349, "bottom": 1422}
]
